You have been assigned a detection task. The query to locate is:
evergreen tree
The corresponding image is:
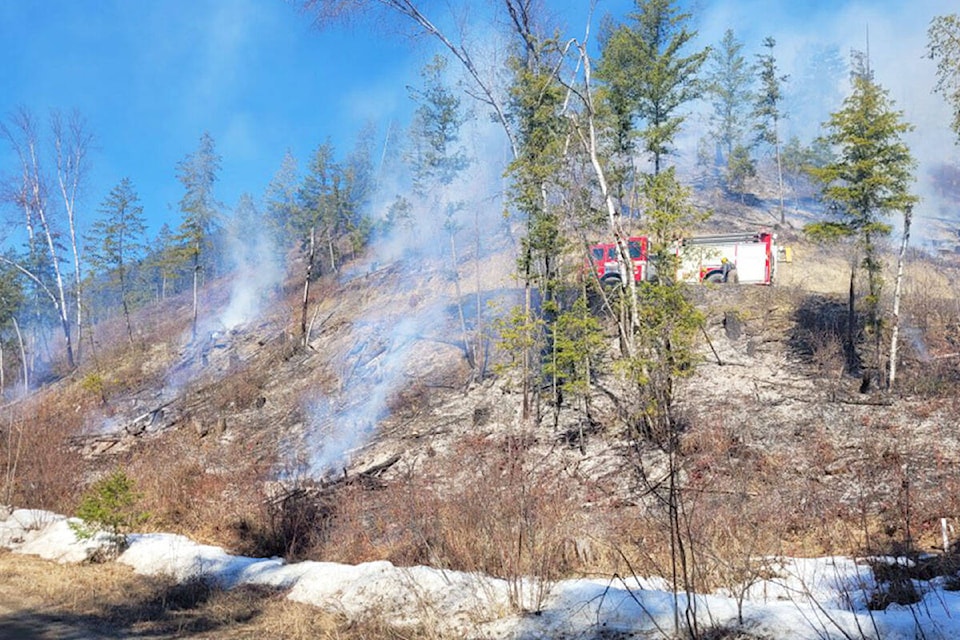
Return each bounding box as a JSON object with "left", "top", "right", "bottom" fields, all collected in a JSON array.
[
  {"left": 263, "top": 150, "right": 300, "bottom": 252},
  {"left": 806, "top": 57, "right": 918, "bottom": 384},
  {"left": 407, "top": 55, "right": 470, "bottom": 196},
  {"left": 341, "top": 125, "right": 376, "bottom": 259},
  {"left": 927, "top": 13, "right": 960, "bottom": 142},
  {"left": 704, "top": 29, "right": 754, "bottom": 164},
  {"left": 294, "top": 142, "right": 342, "bottom": 344},
  {"left": 544, "top": 295, "right": 606, "bottom": 442},
  {"left": 143, "top": 223, "right": 181, "bottom": 302},
  {"left": 725, "top": 144, "right": 756, "bottom": 199},
  {"left": 505, "top": 35, "right": 570, "bottom": 420},
  {"left": 788, "top": 43, "right": 846, "bottom": 140},
  {"left": 753, "top": 37, "right": 788, "bottom": 223},
  {"left": 86, "top": 178, "right": 148, "bottom": 346},
  {"left": 174, "top": 132, "right": 223, "bottom": 340},
  {"left": 631, "top": 165, "right": 707, "bottom": 636},
  {"left": 598, "top": 0, "right": 708, "bottom": 175},
  {"left": 0, "top": 260, "right": 26, "bottom": 394},
  {"left": 406, "top": 54, "right": 475, "bottom": 369}
]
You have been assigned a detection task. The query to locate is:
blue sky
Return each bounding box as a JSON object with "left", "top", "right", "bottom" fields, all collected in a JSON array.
[
  {"left": 1, "top": 0, "right": 955, "bottom": 245},
  {"left": 1, "top": 0, "right": 421, "bottom": 239}
]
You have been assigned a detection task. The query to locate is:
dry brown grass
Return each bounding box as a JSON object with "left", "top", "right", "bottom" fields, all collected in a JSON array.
[
  {"left": 0, "top": 550, "right": 425, "bottom": 639},
  {"left": 122, "top": 425, "right": 275, "bottom": 548},
  {"left": 1, "top": 394, "right": 86, "bottom": 512},
  {"left": 294, "top": 432, "right": 591, "bottom": 611}
]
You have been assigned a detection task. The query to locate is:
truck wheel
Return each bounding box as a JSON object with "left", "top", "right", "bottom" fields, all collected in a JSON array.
[{"left": 704, "top": 271, "right": 724, "bottom": 284}]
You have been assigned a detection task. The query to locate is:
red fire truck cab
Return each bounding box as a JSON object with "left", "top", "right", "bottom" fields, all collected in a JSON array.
[{"left": 588, "top": 236, "right": 649, "bottom": 285}]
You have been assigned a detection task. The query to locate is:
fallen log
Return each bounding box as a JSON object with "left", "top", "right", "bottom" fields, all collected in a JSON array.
[{"left": 269, "top": 453, "right": 402, "bottom": 506}]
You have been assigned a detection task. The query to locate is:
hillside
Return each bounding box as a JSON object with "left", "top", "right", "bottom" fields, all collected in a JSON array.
[{"left": 4, "top": 205, "right": 960, "bottom": 636}]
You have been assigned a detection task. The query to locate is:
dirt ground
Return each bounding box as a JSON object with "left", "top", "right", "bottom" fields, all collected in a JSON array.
[{"left": 0, "top": 550, "right": 343, "bottom": 640}]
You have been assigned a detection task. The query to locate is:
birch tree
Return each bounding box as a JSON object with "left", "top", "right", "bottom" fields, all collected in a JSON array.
[
  {"left": 52, "top": 109, "right": 92, "bottom": 363},
  {"left": 0, "top": 108, "right": 78, "bottom": 368}
]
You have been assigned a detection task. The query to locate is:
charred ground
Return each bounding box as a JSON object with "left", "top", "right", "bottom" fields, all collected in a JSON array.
[{"left": 4, "top": 211, "right": 960, "bottom": 597}]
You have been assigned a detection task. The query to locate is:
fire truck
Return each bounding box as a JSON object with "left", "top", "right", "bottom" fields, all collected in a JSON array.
[
  {"left": 587, "top": 236, "right": 649, "bottom": 285},
  {"left": 587, "top": 231, "right": 776, "bottom": 285},
  {"left": 675, "top": 231, "right": 777, "bottom": 284}
]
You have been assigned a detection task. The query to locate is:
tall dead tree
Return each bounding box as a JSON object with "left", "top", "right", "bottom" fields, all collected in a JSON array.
[
  {"left": 1, "top": 108, "right": 78, "bottom": 369},
  {"left": 52, "top": 110, "right": 92, "bottom": 363}
]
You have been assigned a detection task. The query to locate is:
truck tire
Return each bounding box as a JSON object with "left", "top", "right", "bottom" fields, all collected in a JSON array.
[{"left": 704, "top": 271, "right": 724, "bottom": 284}]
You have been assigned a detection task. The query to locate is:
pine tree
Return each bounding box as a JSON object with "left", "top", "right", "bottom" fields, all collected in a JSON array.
[
  {"left": 174, "top": 132, "right": 223, "bottom": 340},
  {"left": 806, "top": 57, "right": 918, "bottom": 385},
  {"left": 407, "top": 54, "right": 470, "bottom": 196},
  {"left": 406, "top": 54, "right": 475, "bottom": 370},
  {"left": 505, "top": 36, "right": 569, "bottom": 420},
  {"left": 0, "top": 260, "right": 26, "bottom": 394},
  {"left": 143, "top": 223, "right": 181, "bottom": 302},
  {"left": 295, "top": 142, "right": 341, "bottom": 345},
  {"left": 704, "top": 29, "right": 754, "bottom": 164},
  {"left": 753, "top": 37, "right": 788, "bottom": 223},
  {"left": 597, "top": 0, "right": 708, "bottom": 175},
  {"left": 86, "top": 178, "right": 148, "bottom": 346},
  {"left": 927, "top": 13, "right": 960, "bottom": 142},
  {"left": 263, "top": 150, "right": 300, "bottom": 252}
]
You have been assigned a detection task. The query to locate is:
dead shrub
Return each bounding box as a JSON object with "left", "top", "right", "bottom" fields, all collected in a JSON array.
[
  {"left": 1, "top": 395, "right": 84, "bottom": 511},
  {"left": 124, "top": 427, "right": 271, "bottom": 546},
  {"left": 315, "top": 434, "right": 587, "bottom": 611},
  {"left": 233, "top": 490, "right": 336, "bottom": 561},
  {"left": 866, "top": 560, "right": 923, "bottom": 610},
  {"left": 208, "top": 364, "right": 268, "bottom": 412}
]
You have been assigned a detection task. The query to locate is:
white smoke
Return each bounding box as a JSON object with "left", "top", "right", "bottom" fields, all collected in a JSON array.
[
  {"left": 220, "top": 214, "right": 283, "bottom": 330},
  {"left": 299, "top": 78, "right": 511, "bottom": 477}
]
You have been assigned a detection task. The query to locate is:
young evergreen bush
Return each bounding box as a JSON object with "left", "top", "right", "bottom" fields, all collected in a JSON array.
[{"left": 70, "top": 468, "right": 148, "bottom": 556}]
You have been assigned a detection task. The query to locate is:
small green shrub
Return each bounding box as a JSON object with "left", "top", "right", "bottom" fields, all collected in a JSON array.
[
  {"left": 70, "top": 468, "right": 149, "bottom": 556},
  {"left": 79, "top": 372, "right": 106, "bottom": 398}
]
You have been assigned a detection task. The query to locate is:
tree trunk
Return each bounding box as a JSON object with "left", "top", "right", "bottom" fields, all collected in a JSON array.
[
  {"left": 13, "top": 317, "right": 28, "bottom": 392},
  {"left": 888, "top": 207, "right": 912, "bottom": 389},
  {"left": 473, "top": 206, "right": 485, "bottom": 380},
  {"left": 326, "top": 226, "right": 337, "bottom": 274},
  {"left": 449, "top": 231, "right": 475, "bottom": 369},
  {"left": 53, "top": 110, "right": 90, "bottom": 366},
  {"left": 119, "top": 266, "right": 135, "bottom": 347},
  {"left": 301, "top": 226, "right": 317, "bottom": 347},
  {"left": 846, "top": 261, "right": 857, "bottom": 375},
  {"left": 774, "top": 116, "right": 785, "bottom": 225},
  {"left": 191, "top": 247, "right": 200, "bottom": 342},
  {"left": 576, "top": 42, "right": 636, "bottom": 356}
]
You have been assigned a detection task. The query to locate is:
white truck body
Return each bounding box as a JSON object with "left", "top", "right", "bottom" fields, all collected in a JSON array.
[{"left": 675, "top": 232, "right": 777, "bottom": 284}]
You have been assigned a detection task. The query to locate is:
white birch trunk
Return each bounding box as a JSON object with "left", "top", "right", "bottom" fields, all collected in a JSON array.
[
  {"left": 53, "top": 111, "right": 90, "bottom": 365},
  {"left": 888, "top": 207, "right": 912, "bottom": 389},
  {"left": 576, "top": 41, "right": 637, "bottom": 356}
]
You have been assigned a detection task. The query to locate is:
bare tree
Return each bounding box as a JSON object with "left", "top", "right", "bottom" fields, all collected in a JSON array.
[
  {"left": 1, "top": 108, "right": 77, "bottom": 369},
  {"left": 888, "top": 204, "right": 912, "bottom": 389},
  {"left": 301, "top": 0, "right": 523, "bottom": 159},
  {"left": 51, "top": 110, "right": 92, "bottom": 364}
]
